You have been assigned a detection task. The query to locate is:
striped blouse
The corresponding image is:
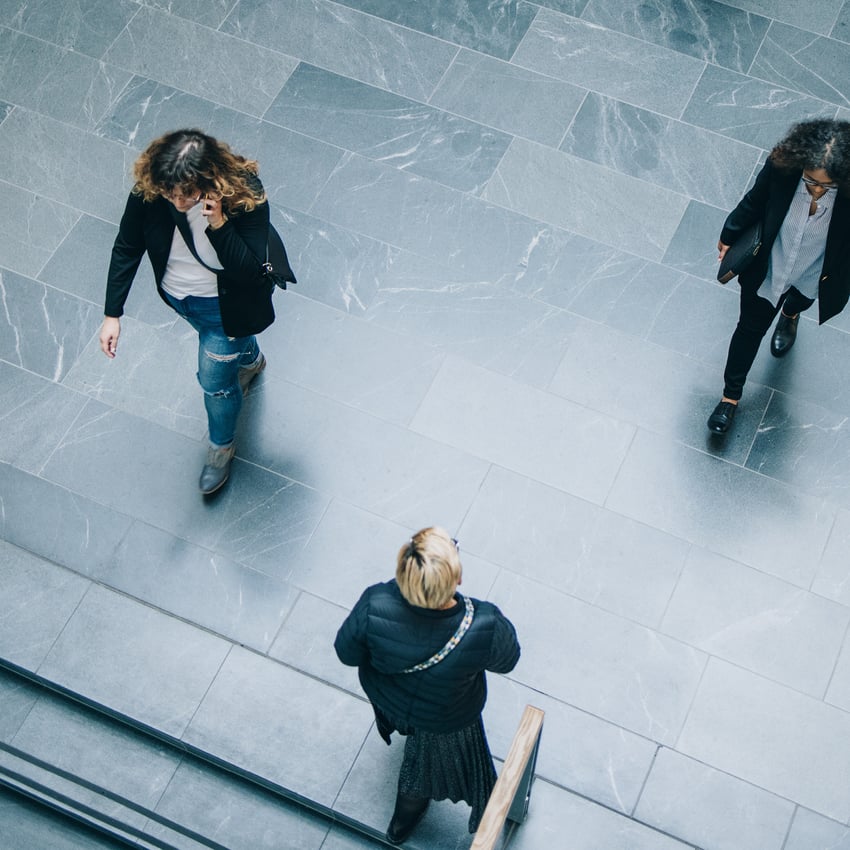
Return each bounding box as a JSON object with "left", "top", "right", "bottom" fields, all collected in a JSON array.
[{"left": 758, "top": 177, "right": 835, "bottom": 306}]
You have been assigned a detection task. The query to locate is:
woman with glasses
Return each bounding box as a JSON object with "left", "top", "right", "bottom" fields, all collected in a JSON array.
[
  {"left": 99, "top": 129, "right": 294, "bottom": 493},
  {"left": 708, "top": 119, "right": 850, "bottom": 434},
  {"left": 334, "top": 527, "right": 520, "bottom": 845}
]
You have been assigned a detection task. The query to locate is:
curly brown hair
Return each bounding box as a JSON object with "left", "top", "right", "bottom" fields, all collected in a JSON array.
[
  {"left": 770, "top": 118, "right": 850, "bottom": 194},
  {"left": 132, "top": 129, "right": 266, "bottom": 212}
]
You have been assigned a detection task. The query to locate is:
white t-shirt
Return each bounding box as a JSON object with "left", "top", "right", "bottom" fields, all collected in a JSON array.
[{"left": 161, "top": 203, "right": 223, "bottom": 299}]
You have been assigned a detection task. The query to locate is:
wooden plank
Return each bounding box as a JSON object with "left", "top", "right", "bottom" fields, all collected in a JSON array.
[{"left": 470, "top": 705, "right": 545, "bottom": 850}]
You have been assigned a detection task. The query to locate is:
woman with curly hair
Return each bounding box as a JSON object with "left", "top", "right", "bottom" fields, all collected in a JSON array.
[
  {"left": 708, "top": 118, "right": 850, "bottom": 434},
  {"left": 99, "top": 129, "right": 294, "bottom": 492}
]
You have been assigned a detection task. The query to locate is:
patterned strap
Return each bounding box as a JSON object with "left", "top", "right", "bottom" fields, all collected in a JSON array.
[{"left": 401, "top": 596, "right": 475, "bottom": 674}]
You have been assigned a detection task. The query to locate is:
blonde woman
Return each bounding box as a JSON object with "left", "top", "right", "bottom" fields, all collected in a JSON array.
[
  {"left": 335, "top": 527, "right": 520, "bottom": 844},
  {"left": 99, "top": 129, "right": 294, "bottom": 493}
]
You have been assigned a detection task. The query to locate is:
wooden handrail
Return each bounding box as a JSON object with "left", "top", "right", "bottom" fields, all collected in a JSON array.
[{"left": 470, "top": 705, "right": 545, "bottom": 849}]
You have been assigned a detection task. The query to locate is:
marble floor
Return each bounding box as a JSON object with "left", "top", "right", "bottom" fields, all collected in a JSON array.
[{"left": 3, "top": 1, "right": 850, "bottom": 848}]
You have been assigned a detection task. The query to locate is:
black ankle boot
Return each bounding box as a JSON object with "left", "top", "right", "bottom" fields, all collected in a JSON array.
[{"left": 386, "top": 794, "right": 430, "bottom": 845}]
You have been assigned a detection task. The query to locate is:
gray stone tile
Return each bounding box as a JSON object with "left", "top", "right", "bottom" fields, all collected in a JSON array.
[
  {"left": 0, "top": 27, "right": 60, "bottom": 107},
  {"left": 0, "top": 181, "right": 79, "bottom": 279},
  {"left": 661, "top": 547, "right": 849, "bottom": 697},
  {"left": 751, "top": 22, "right": 850, "bottom": 108},
  {"left": 239, "top": 377, "right": 489, "bottom": 529},
  {"left": 0, "top": 363, "right": 88, "bottom": 474},
  {"left": 62, "top": 316, "right": 208, "bottom": 441},
  {"left": 547, "top": 320, "right": 770, "bottom": 466},
  {"left": 727, "top": 0, "right": 844, "bottom": 36},
  {"left": 0, "top": 463, "right": 133, "bottom": 578},
  {"left": 634, "top": 747, "right": 794, "bottom": 850},
  {"left": 320, "top": 827, "right": 386, "bottom": 849},
  {"left": 678, "top": 658, "right": 850, "bottom": 822},
  {"left": 38, "top": 214, "right": 164, "bottom": 325},
  {"left": 262, "top": 293, "right": 443, "bottom": 427},
  {"left": 266, "top": 63, "right": 511, "bottom": 194},
  {"left": 784, "top": 807, "right": 850, "bottom": 850},
  {"left": 681, "top": 64, "right": 838, "bottom": 151},
  {"left": 483, "top": 675, "right": 656, "bottom": 814},
  {"left": 662, "top": 198, "right": 735, "bottom": 282},
  {"left": 606, "top": 429, "right": 836, "bottom": 588},
  {"left": 183, "top": 646, "right": 373, "bottom": 807},
  {"left": 11, "top": 692, "right": 182, "bottom": 811},
  {"left": 21, "top": 52, "right": 132, "bottom": 131},
  {"left": 0, "top": 109, "right": 135, "bottom": 223},
  {"left": 328, "top": 0, "right": 538, "bottom": 61},
  {"left": 0, "top": 542, "right": 90, "bottom": 671},
  {"left": 508, "top": 777, "right": 691, "bottom": 850},
  {"left": 482, "top": 138, "right": 688, "bottom": 262},
  {"left": 812, "top": 509, "right": 850, "bottom": 606},
  {"left": 277, "top": 498, "right": 499, "bottom": 611},
  {"left": 268, "top": 205, "right": 390, "bottom": 315},
  {"left": 561, "top": 92, "right": 762, "bottom": 209},
  {"left": 459, "top": 465, "right": 688, "bottom": 627},
  {"left": 583, "top": 0, "right": 770, "bottom": 72},
  {"left": 362, "top": 250, "right": 580, "bottom": 390},
  {"left": 746, "top": 393, "right": 850, "bottom": 509},
  {"left": 429, "top": 48, "right": 585, "bottom": 147},
  {"left": 0, "top": 669, "right": 40, "bottom": 743},
  {"left": 411, "top": 357, "right": 635, "bottom": 505},
  {"left": 489, "top": 570, "right": 706, "bottom": 744},
  {"left": 269, "top": 591, "right": 361, "bottom": 693},
  {"left": 38, "top": 584, "right": 231, "bottom": 737},
  {"left": 0, "top": 0, "right": 138, "bottom": 59},
  {"left": 150, "top": 758, "right": 330, "bottom": 850},
  {"left": 221, "top": 0, "right": 458, "bottom": 101},
  {"left": 828, "top": 626, "right": 850, "bottom": 709},
  {"left": 104, "top": 7, "right": 297, "bottom": 117},
  {"left": 40, "top": 403, "right": 331, "bottom": 581},
  {"left": 333, "top": 725, "right": 473, "bottom": 848},
  {"left": 835, "top": 1, "right": 850, "bottom": 43},
  {"left": 511, "top": 9, "right": 704, "bottom": 117},
  {"left": 0, "top": 269, "right": 101, "bottom": 382},
  {"left": 135, "top": 0, "right": 238, "bottom": 28},
  {"left": 97, "top": 521, "right": 299, "bottom": 653},
  {"left": 308, "top": 152, "right": 558, "bottom": 281},
  {"left": 0, "top": 787, "right": 129, "bottom": 850}
]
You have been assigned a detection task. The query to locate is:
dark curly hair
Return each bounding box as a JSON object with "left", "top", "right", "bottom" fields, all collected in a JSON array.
[
  {"left": 132, "top": 129, "right": 265, "bottom": 212},
  {"left": 770, "top": 118, "right": 850, "bottom": 194}
]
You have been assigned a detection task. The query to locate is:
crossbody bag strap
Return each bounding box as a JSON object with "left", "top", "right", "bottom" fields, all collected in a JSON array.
[
  {"left": 401, "top": 596, "right": 475, "bottom": 674},
  {"left": 168, "top": 204, "right": 221, "bottom": 274}
]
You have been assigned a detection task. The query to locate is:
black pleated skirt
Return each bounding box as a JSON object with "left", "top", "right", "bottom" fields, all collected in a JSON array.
[{"left": 396, "top": 715, "right": 497, "bottom": 833}]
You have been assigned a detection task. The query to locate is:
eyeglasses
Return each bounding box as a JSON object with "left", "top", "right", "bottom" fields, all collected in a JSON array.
[
  {"left": 162, "top": 187, "right": 201, "bottom": 202},
  {"left": 451, "top": 538, "right": 459, "bottom": 552},
  {"left": 802, "top": 175, "right": 837, "bottom": 191}
]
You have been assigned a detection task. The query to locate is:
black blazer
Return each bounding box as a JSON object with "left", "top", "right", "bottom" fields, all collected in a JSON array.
[
  {"left": 105, "top": 180, "right": 291, "bottom": 337},
  {"left": 720, "top": 159, "right": 850, "bottom": 325}
]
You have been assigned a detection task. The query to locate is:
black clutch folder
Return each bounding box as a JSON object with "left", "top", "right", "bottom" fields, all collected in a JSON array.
[{"left": 717, "top": 220, "right": 763, "bottom": 284}]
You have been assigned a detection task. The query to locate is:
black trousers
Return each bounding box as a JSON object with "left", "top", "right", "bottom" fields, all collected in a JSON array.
[{"left": 722, "top": 284, "right": 815, "bottom": 400}]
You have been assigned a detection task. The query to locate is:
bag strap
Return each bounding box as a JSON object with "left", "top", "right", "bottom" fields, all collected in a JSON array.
[
  {"left": 168, "top": 205, "right": 221, "bottom": 274},
  {"left": 401, "top": 596, "right": 475, "bottom": 674}
]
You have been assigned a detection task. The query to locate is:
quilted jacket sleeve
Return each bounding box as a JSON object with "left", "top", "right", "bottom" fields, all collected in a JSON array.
[
  {"left": 334, "top": 589, "right": 371, "bottom": 668},
  {"left": 486, "top": 606, "right": 521, "bottom": 674}
]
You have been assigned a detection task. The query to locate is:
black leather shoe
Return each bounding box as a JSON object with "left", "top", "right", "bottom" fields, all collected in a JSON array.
[
  {"left": 771, "top": 312, "right": 799, "bottom": 358},
  {"left": 199, "top": 443, "right": 235, "bottom": 494},
  {"left": 386, "top": 796, "right": 429, "bottom": 845},
  {"left": 707, "top": 401, "right": 737, "bottom": 434}
]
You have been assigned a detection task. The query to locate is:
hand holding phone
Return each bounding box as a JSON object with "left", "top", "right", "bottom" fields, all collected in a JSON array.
[{"left": 202, "top": 195, "right": 226, "bottom": 229}]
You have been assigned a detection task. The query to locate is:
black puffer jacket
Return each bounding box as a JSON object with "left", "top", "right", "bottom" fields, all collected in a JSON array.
[{"left": 334, "top": 580, "right": 520, "bottom": 733}]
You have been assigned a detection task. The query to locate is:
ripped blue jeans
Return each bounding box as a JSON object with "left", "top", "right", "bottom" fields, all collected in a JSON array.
[{"left": 163, "top": 292, "right": 258, "bottom": 447}]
